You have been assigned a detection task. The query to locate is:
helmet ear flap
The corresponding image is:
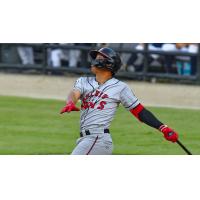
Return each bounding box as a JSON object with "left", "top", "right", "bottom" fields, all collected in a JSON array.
[{"left": 109, "top": 54, "right": 121, "bottom": 73}]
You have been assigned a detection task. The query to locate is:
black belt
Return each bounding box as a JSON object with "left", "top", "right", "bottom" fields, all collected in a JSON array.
[{"left": 80, "top": 129, "right": 110, "bottom": 137}]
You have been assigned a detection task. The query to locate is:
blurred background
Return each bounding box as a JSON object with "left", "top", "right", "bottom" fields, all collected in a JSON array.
[
  {"left": 0, "top": 43, "right": 200, "bottom": 155},
  {"left": 0, "top": 43, "right": 199, "bottom": 83}
]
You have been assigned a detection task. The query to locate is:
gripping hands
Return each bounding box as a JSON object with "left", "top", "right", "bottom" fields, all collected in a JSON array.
[
  {"left": 159, "top": 125, "right": 178, "bottom": 143},
  {"left": 60, "top": 101, "right": 80, "bottom": 114}
]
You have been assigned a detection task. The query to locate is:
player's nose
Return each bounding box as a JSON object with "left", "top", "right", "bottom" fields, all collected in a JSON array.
[{"left": 91, "top": 59, "right": 99, "bottom": 67}]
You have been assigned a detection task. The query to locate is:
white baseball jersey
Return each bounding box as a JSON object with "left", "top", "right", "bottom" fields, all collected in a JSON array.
[{"left": 74, "top": 76, "right": 140, "bottom": 131}]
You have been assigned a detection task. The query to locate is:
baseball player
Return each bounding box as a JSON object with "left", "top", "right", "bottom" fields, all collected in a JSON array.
[{"left": 60, "top": 47, "right": 178, "bottom": 155}]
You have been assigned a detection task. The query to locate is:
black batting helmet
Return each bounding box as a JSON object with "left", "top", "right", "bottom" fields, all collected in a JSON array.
[{"left": 89, "top": 47, "right": 122, "bottom": 74}]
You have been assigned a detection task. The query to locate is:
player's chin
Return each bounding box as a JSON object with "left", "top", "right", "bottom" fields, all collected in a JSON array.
[{"left": 91, "top": 65, "right": 97, "bottom": 74}]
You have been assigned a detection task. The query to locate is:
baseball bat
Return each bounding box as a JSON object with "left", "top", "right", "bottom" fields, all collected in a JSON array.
[{"left": 176, "top": 140, "right": 192, "bottom": 155}]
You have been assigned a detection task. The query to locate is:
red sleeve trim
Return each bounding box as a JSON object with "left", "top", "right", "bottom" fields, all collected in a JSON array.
[{"left": 130, "top": 103, "right": 144, "bottom": 121}]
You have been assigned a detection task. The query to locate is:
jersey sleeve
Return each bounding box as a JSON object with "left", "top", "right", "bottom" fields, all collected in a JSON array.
[
  {"left": 73, "top": 77, "right": 84, "bottom": 94},
  {"left": 120, "top": 84, "right": 140, "bottom": 110}
]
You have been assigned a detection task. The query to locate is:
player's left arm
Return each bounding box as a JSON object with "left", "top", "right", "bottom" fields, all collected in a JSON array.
[
  {"left": 130, "top": 103, "right": 178, "bottom": 143},
  {"left": 60, "top": 77, "right": 84, "bottom": 114},
  {"left": 60, "top": 89, "right": 81, "bottom": 114}
]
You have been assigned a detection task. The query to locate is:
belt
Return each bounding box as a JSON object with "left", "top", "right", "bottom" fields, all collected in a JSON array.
[{"left": 80, "top": 129, "right": 110, "bottom": 137}]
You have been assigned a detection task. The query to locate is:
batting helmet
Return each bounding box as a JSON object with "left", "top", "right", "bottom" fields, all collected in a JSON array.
[{"left": 89, "top": 47, "right": 122, "bottom": 74}]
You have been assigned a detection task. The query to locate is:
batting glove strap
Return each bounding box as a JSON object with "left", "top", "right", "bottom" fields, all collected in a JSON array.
[
  {"left": 159, "top": 125, "right": 168, "bottom": 132},
  {"left": 159, "top": 125, "right": 178, "bottom": 143}
]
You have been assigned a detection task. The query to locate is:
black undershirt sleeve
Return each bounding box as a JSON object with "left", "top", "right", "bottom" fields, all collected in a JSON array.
[{"left": 138, "top": 108, "right": 163, "bottom": 129}]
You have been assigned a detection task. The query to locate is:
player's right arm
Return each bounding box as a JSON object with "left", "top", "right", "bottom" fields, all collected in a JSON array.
[
  {"left": 60, "top": 89, "right": 81, "bottom": 114},
  {"left": 60, "top": 77, "right": 85, "bottom": 114}
]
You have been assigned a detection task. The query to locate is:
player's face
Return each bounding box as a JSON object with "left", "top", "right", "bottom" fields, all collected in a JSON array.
[{"left": 91, "top": 54, "right": 106, "bottom": 74}]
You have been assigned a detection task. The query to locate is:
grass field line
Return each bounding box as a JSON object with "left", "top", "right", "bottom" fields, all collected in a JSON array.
[{"left": 145, "top": 103, "right": 200, "bottom": 110}]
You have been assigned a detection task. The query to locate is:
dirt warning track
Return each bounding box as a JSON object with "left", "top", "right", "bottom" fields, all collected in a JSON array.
[{"left": 0, "top": 73, "right": 200, "bottom": 109}]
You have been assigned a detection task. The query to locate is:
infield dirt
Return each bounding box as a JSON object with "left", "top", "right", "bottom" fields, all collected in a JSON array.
[{"left": 0, "top": 73, "right": 200, "bottom": 109}]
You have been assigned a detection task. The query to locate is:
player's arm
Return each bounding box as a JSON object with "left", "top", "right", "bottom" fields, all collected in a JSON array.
[
  {"left": 130, "top": 104, "right": 178, "bottom": 143},
  {"left": 60, "top": 89, "right": 81, "bottom": 114}
]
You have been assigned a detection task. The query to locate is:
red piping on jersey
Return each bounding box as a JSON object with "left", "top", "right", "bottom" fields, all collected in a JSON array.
[
  {"left": 86, "top": 136, "right": 99, "bottom": 155},
  {"left": 130, "top": 103, "right": 144, "bottom": 121}
]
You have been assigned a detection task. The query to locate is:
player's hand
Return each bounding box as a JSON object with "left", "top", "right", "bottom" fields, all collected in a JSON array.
[
  {"left": 159, "top": 125, "right": 178, "bottom": 143},
  {"left": 60, "top": 101, "right": 80, "bottom": 114}
]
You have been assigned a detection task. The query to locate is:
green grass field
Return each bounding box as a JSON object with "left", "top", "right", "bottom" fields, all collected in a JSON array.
[{"left": 0, "top": 95, "right": 199, "bottom": 155}]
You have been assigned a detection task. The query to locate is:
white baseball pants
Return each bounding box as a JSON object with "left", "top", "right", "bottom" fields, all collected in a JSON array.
[{"left": 71, "top": 133, "right": 113, "bottom": 155}]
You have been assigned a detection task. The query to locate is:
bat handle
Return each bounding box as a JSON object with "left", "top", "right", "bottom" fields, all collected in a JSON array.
[{"left": 176, "top": 140, "right": 192, "bottom": 155}]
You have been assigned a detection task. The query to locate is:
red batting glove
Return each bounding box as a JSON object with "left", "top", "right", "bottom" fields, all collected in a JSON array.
[
  {"left": 159, "top": 125, "right": 178, "bottom": 143},
  {"left": 60, "top": 101, "right": 80, "bottom": 114}
]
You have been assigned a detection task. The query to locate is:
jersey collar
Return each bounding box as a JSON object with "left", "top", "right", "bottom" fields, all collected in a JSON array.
[{"left": 95, "top": 77, "right": 115, "bottom": 86}]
